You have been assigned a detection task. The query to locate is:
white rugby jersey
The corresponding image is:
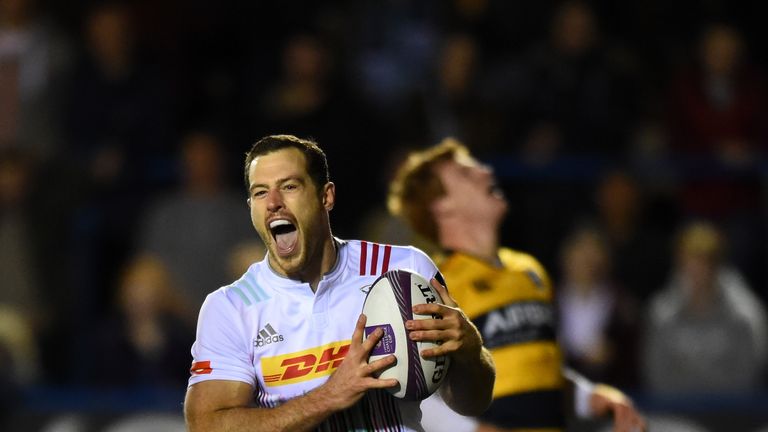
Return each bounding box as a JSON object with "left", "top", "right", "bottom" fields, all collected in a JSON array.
[{"left": 189, "top": 238, "right": 442, "bottom": 432}]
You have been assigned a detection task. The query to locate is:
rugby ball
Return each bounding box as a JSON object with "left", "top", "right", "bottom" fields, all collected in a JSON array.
[{"left": 362, "top": 269, "right": 450, "bottom": 400}]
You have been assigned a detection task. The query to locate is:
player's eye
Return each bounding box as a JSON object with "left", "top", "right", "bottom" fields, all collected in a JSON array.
[{"left": 252, "top": 189, "right": 267, "bottom": 198}]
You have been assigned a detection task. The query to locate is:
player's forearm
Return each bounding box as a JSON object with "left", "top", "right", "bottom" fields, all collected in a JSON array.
[
  {"left": 441, "top": 346, "right": 495, "bottom": 416},
  {"left": 186, "top": 386, "right": 337, "bottom": 432}
]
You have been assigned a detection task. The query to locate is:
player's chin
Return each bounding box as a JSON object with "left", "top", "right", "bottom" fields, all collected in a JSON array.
[{"left": 270, "top": 251, "right": 304, "bottom": 272}]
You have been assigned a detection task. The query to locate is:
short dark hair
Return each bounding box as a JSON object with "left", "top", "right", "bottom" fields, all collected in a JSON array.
[{"left": 243, "top": 135, "right": 330, "bottom": 193}]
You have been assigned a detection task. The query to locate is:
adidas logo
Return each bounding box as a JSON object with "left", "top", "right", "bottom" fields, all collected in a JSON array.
[{"left": 254, "top": 323, "right": 284, "bottom": 347}]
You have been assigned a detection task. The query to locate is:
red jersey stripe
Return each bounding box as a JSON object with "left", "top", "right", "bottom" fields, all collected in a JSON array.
[
  {"left": 381, "top": 245, "right": 392, "bottom": 273},
  {"left": 370, "top": 243, "right": 380, "bottom": 275},
  {"left": 360, "top": 241, "right": 368, "bottom": 275}
]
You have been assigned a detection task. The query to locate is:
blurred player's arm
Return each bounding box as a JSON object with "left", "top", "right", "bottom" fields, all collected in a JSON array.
[{"left": 563, "top": 368, "right": 646, "bottom": 432}]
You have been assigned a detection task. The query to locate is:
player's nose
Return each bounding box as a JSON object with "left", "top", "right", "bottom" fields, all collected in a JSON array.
[
  {"left": 265, "top": 189, "right": 284, "bottom": 212},
  {"left": 474, "top": 163, "right": 493, "bottom": 179}
]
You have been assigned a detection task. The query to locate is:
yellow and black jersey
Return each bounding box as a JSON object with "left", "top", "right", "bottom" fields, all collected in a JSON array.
[{"left": 439, "top": 248, "right": 566, "bottom": 430}]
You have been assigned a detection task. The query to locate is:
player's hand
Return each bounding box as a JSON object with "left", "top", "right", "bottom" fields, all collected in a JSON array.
[
  {"left": 590, "top": 384, "right": 646, "bottom": 432},
  {"left": 319, "top": 314, "right": 398, "bottom": 411},
  {"left": 405, "top": 278, "right": 483, "bottom": 362}
]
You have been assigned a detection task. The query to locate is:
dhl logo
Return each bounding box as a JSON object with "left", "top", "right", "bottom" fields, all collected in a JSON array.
[{"left": 262, "top": 340, "right": 350, "bottom": 387}]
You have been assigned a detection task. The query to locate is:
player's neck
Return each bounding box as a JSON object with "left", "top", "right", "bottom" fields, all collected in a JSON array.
[
  {"left": 305, "top": 235, "right": 338, "bottom": 291},
  {"left": 438, "top": 218, "right": 499, "bottom": 264}
]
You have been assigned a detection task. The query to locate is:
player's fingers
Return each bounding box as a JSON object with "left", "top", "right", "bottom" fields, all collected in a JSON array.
[
  {"left": 409, "top": 328, "right": 458, "bottom": 344},
  {"left": 613, "top": 405, "right": 644, "bottom": 432},
  {"left": 412, "top": 302, "right": 457, "bottom": 318},
  {"left": 419, "top": 342, "right": 456, "bottom": 358},
  {"left": 361, "top": 326, "right": 386, "bottom": 353},
  {"left": 633, "top": 412, "right": 647, "bottom": 432},
  {"left": 622, "top": 420, "right": 645, "bottom": 432},
  {"left": 352, "top": 314, "right": 367, "bottom": 347},
  {"left": 614, "top": 404, "right": 631, "bottom": 428},
  {"left": 405, "top": 316, "right": 453, "bottom": 332},
  {"left": 366, "top": 353, "right": 396, "bottom": 372},
  {"left": 363, "top": 376, "right": 399, "bottom": 389},
  {"left": 612, "top": 406, "right": 629, "bottom": 432},
  {"left": 622, "top": 410, "right": 645, "bottom": 432},
  {"left": 430, "top": 277, "right": 458, "bottom": 307}
]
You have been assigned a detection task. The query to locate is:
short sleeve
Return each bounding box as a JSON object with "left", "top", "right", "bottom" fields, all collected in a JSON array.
[
  {"left": 408, "top": 247, "right": 444, "bottom": 289},
  {"left": 188, "top": 290, "right": 255, "bottom": 387}
]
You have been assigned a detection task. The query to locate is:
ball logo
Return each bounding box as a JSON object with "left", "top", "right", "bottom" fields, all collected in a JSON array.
[
  {"left": 416, "top": 283, "right": 442, "bottom": 319},
  {"left": 416, "top": 283, "right": 436, "bottom": 303},
  {"left": 432, "top": 356, "right": 447, "bottom": 383},
  {"left": 365, "top": 324, "right": 396, "bottom": 356}
]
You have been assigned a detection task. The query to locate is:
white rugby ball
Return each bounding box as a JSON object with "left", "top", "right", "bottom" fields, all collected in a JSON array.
[{"left": 362, "top": 269, "right": 450, "bottom": 400}]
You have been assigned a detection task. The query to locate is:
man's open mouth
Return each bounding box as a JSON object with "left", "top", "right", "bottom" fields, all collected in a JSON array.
[{"left": 270, "top": 219, "right": 298, "bottom": 255}]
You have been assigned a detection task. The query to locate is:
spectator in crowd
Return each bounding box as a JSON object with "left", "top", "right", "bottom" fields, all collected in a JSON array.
[
  {"left": 0, "top": 149, "right": 41, "bottom": 320},
  {"left": 0, "top": 305, "right": 40, "bottom": 385},
  {"left": 667, "top": 23, "right": 767, "bottom": 164},
  {"left": 257, "top": 34, "right": 337, "bottom": 137},
  {"left": 140, "top": 130, "right": 257, "bottom": 309},
  {"left": 0, "top": 147, "right": 80, "bottom": 385},
  {"left": 557, "top": 223, "right": 641, "bottom": 388},
  {"left": 352, "top": 1, "right": 441, "bottom": 114},
  {"left": 0, "top": 148, "right": 74, "bottom": 384},
  {"left": 504, "top": 0, "right": 639, "bottom": 159},
  {"left": 665, "top": 23, "right": 768, "bottom": 291},
  {"left": 87, "top": 254, "right": 193, "bottom": 387},
  {"left": 421, "top": 32, "right": 504, "bottom": 157},
  {"left": 63, "top": 0, "right": 174, "bottom": 192},
  {"left": 594, "top": 169, "right": 671, "bottom": 302},
  {"left": 643, "top": 221, "right": 768, "bottom": 394},
  {"left": 0, "top": 306, "right": 39, "bottom": 427},
  {"left": 0, "top": 0, "right": 71, "bottom": 159},
  {"left": 63, "top": 0, "right": 177, "bottom": 335}
]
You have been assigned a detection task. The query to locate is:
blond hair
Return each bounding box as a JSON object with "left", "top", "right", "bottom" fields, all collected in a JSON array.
[{"left": 387, "top": 138, "right": 469, "bottom": 243}]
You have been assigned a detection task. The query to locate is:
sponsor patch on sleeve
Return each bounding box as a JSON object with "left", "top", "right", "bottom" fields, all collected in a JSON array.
[{"left": 190, "top": 360, "right": 213, "bottom": 376}]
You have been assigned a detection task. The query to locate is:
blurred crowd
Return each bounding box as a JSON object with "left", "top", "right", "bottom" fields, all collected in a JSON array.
[{"left": 1, "top": 0, "right": 768, "bottom": 427}]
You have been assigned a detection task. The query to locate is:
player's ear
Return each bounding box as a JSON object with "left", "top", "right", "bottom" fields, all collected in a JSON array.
[
  {"left": 247, "top": 197, "right": 252, "bottom": 208},
  {"left": 322, "top": 182, "right": 335, "bottom": 211}
]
